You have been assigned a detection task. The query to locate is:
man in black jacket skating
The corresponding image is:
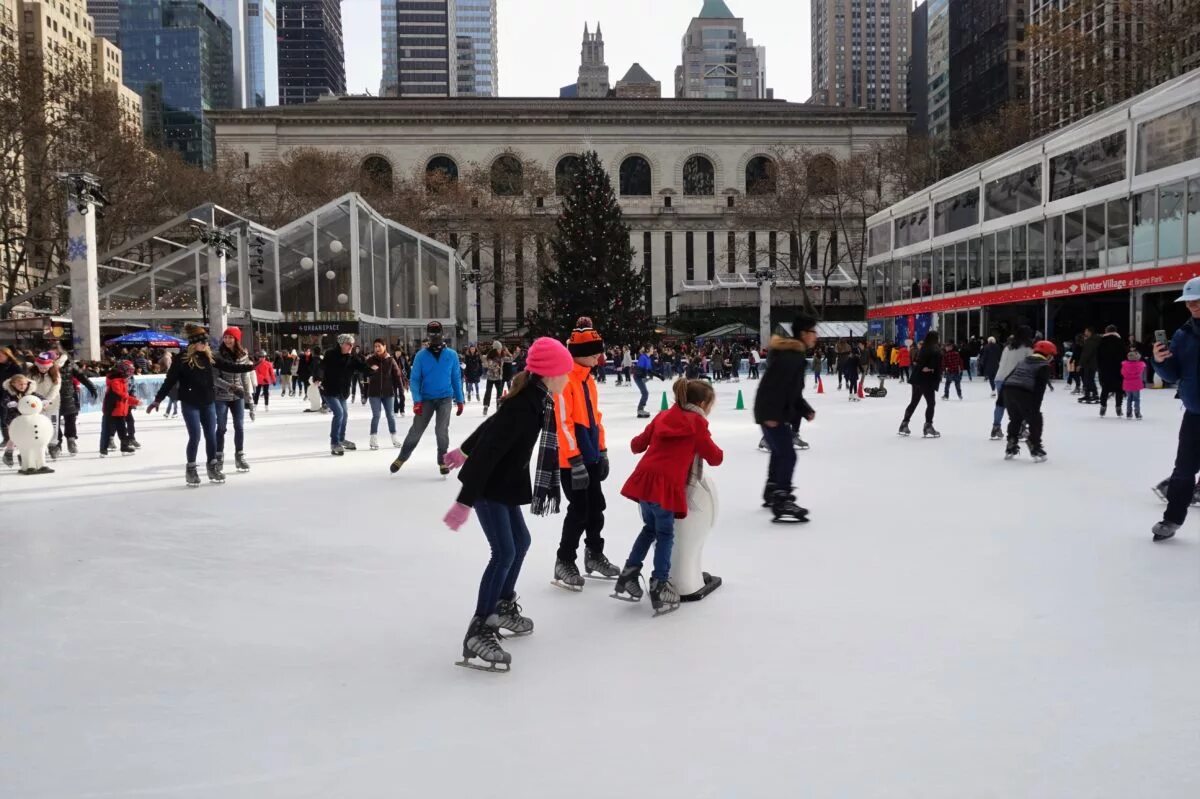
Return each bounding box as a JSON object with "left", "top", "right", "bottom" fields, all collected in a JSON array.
[
  {"left": 754, "top": 315, "right": 818, "bottom": 522},
  {"left": 314, "top": 334, "right": 369, "bottom": 455}
]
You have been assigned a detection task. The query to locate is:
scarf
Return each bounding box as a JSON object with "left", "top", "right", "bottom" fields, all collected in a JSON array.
[
  {"left": 683, "top": 402, "right": 709, "bottom": 485},
  {"left": 530, "top": 388, "right": 561, "bottom": 517}
]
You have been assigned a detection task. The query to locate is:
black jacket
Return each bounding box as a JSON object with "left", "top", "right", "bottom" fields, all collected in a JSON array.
[
  {"left": 154, "top": 353, "right": 253, "bottom": 407},
  {"left": 456, "top": 381, "right": 551, "bottom": 508},
  {"left": 315, "top": 348, "right": 368, "bottom": 398},
  {"left": 1003, "top": 355, "right": 1051, "bottom": 402},
  {"left": 1097, "top": 332, "right": 1126, "bottom": 389},
  {"left": 296, "top": 354, "right": 315, "bottom": 381},
  {"left": 754, "top": 335, "right": 814, "bottom": 425},
  {"left": 464, "top": 352, "right": 483, "bottom": 381},
  {"left": 909, "top": 344, "right": 943, "bottom": 386},
  {"left": 977, "top": 342, "right": 1002, "bottom": 379},
  {"left": 58, "top": 359, "right": 97, "bottom": 416}
]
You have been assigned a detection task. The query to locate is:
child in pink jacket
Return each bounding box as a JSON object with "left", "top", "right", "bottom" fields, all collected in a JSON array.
[{"left": 1121, "top": 350, "right": 1146, "bottom": 420}]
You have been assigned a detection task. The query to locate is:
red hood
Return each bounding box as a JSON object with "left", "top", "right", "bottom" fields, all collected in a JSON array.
[{"left": 656, "top": 405, "right": 708, "bottom": 439}]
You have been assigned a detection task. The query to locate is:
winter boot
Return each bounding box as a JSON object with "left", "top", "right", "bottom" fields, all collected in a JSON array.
[
  {"left": 185, "top": 462, "right": 200, "bottom": 487},
  {"left": 457, "top": 615, "right": 511, "bottom": 672},
  {"left": 898, "top": 420, "right": 912, "bottom": 436},
  {"left": 584, "top": 548, "right": 620, "bottom": 579},
  {"left": 235, "top": 451, "right": 249, "bottom": 472},
  {"left": 923, "top": 423, "right": 941, "bottom": 438},
  {"left": 206, "top": 458, "right": 225, "bottom": 484},
  {"left": 552, "top": 558, "right": 585, "bottom": 592},
  {"left": 1152, "top": 521, "right": 1180, "bottom": 542},
  {"left": 369, "top": 434, "right": 379, "bottom": 450},
  {"left": 1005, "top": 438, "right": 1020, "bottom": 460},
  {"left": 612, "top": 566, "right": 644, "bottom": 602},
  {"left": 648, "top": 578, "right": 681, "bottom": 616},
  {"left": 494, "top": 597, "right": 534, "bottom": 637},
  {"left": 67, "top": 437, "right": 78, "bottom": 455},
  {"left": 990, "top": 424, "right": 1003, "bottom": 440}
]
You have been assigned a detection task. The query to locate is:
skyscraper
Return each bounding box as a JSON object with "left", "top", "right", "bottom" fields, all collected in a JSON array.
[
  {"left": 87, "top": 0, "right": 120, "bottom": 42},
  {"left": 926, "top": 0, "right": 949, "bottom": 137},
  {"left": 119, "top": 0, "right": 235, "bottom": 167},
  {"left": 674, "top": 0, "right": 767, "bottom": 100},
  {"left": 277, "top": 0, "right": 345, "bottom": 105},
  {"left": 208, "top": 0, "right": 279, "bottom": 107},
  {"left": 455, "top": 0, "right": 497, "bottom": 96},
  {"left": 573, "top": 21, "right": 608, "bottom": 98},
  {"left": 948, "top": 0, "right": 1026, "bottom": 130},
  {"left": 381, "top": 0, "right": 453, "bottom": 96},
  {"left": 810, "top": 0, "right": 909, "bottom": 110},
  {"left": 908, "top": 1, "right": 928, "bottom": 134}
]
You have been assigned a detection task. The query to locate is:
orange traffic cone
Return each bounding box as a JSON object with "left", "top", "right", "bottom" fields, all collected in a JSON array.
[
  {"left": 857, "top": 380, "right": 865, "bottom": 399},
  {"left": 817, "top": 375, "right": 824, "bottom": 394}
]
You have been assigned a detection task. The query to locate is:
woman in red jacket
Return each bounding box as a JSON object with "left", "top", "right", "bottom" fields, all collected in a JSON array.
[
  {"left": 613, "top": 378, "right": 724, "bottom": 615},
  {"left": 253, "top": 351, "right": 276, "bottom": 411}
]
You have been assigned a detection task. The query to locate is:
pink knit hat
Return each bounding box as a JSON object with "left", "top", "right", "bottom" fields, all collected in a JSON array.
[{"left": 524, "top": 337, "right": 575, "bottom": 377}]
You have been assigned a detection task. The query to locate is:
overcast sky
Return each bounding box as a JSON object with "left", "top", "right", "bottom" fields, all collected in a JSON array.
[{"left": 343, "top": 0, "right": 813, "bottom": 101}]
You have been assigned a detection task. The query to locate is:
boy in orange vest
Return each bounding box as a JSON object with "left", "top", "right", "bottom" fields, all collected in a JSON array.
[{"left": 552, "top": 317, "right": 621, "bottom": 590}]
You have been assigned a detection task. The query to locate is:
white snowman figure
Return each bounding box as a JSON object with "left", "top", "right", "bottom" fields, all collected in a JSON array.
[
  {"left": 9, "top": 394, "right": 55, "bottom": 474},
  {"left": 670, "top": 462, "right": 722, "bottom": 601}
]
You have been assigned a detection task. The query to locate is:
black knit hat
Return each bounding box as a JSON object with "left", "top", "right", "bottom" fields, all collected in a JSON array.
[
  {"left": 184, "top": 322, "right": 209, "bottom": 344},
  {"left": 567, "top": 316, "right": 604, "bottom": 357},
  {"left": 793, "top": 314, "right": 818, "bottom": 335}
]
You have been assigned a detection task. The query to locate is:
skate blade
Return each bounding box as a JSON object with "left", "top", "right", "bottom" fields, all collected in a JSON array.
[
  {"left": 652, "top": 604, "right": 681, "bottom": 617},
  {"left": 550, "top": 580, "right": 584, "bottom": 593},
  {"left": 455, "top": 658, "right": 510, "bottom": 673},
  {"left": 610, "top": 592, "right": 642, "bottom": 603},
  {"left": 585, "top": 572, "right": 619, "bottom": 581},
  {"left": 771, "top": 515, "right": 809, "bottom": 524},
  {"left": 1005, "top": 453, "right": 1017, "bottom": 460},
  {"left": 497, "top": 629, "right": 533, "bottom": 639}
]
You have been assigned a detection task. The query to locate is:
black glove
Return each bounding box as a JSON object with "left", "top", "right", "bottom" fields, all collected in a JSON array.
[
  {"left": 597, "top": 450, "right": 609, "bottom": 481},
  {"left": 569, "top": 456, "right": 590, "bottom": 491}
]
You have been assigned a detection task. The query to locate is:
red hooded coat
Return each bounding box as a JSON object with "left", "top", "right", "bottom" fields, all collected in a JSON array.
[{"left": 620, "top": 404, "right": 724, "bottom": 517}]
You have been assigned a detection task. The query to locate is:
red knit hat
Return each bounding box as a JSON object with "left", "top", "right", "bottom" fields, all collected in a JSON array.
[
  {"left": 222, "top": 327, "right": 242, "bottom": 343},
  {"left": 525, "top": 337, "right": 575, "bottom": 377},
  {"left": 567, "top": 316, "right": 604, "bottom": 357}
]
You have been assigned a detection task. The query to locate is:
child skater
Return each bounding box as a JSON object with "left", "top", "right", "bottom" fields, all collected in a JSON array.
[
  {"left": 441, "top": 337, "right": 575, "bottom": 672},
  {"left": 100, "top": 361, "right": 138, "bottom": 456},
  {"left": 1001, "top": 339, "right": 1056, "bottom": 462},
  {"left": 612, "top": 378, "right": 724, "bottom": 616},
  {"left": 1121, "top": 349, "right": 1146, "bottom": 420}
]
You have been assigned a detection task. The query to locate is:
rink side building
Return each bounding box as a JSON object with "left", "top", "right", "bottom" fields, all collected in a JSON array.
[{"left": 865, "top": 68, "right": 1200, "bottom": 345}]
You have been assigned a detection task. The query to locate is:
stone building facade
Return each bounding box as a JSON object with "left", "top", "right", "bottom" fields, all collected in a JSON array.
[{"left": 213, "top": 98, "right": 907, "bottom": 333}]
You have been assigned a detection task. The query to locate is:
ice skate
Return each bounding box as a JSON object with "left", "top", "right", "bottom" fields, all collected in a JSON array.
[
  {"left": 770, "top": 490, "right": 809, "bottom": 524},
  {"left": 923, "top": 423, "right": 941, "bottom": 439},
  {"left": 898, "top": 421, "right": 911, "bottom": 437},
  {"left": 47, "top": 442, "right": 59, "bottom": 460},
  {"left": 1136, "top": 412, "right": 1143, "bottom": 420},
  {"left": 215, "top": 450, "right": 224, "bottom": 470},
  {"left": 369, "top": 434, "right": 379, "bottom": 450},
  {"left": 584, "top": 548, "right": 620, "bottom": 580},
  {"left": 66, "top": 437, "right": 78, "bottom": 456},
  {"left": 206, "top": 459, "right": 225, "bottom": 484},
  {"left": 120, "top": 439, "right": 136, "bottom": 455},
  {"left": 495, "top": 597, "right": 534, "bottom": 638},
  {"left": 1028, "top": 443, "right": 1047, "bottom": 463},
  {"left": 1099, "top": 406, "right": 1107, "bottom": 417},
  {"left": 990, "top": 424, "right": 1003, "bottom": 440},
  {"left": 186, "top": 463, "right": 200, "bottom": 487},
  {"left": 757, "top": 438, "right": 769, "bottom": 452},
  {"left": 1152, "top": 478, "right": 1170, "bottom": 502},
  {"left": 388, "top": 455, "right": 405, "bottom": 472},
  {"left": 340, "top": 440, "right": 357, "bottom": 451},
  {"left": 391, "top": 434, "right": 403, "bottom": 448},
  {"left": 648, "top": 578, "right": 681, "bottom": 616},
  {"left": 1194, "top": 485, "right": 1200, "bottom": 507},
  {"left": 332, "top": 444, "right": 345, "bottom": 456},
  {"left": 129, "top": 437, "right": 141, "bottom": 449},
  {"left": 1005, "top": 439, "right": 1019, "bottom": 460},
  {"left": 611, "top": 566, "right": 644, "bottom": 602},
  {"left": 2, "top": 450, "right": 11, "bottom": 468},
  {"left": 1152, "top": 521, "right": 1179, "bottom": 542},
  {"left": 793, "top": 434, "right": 810, "bottom": 450},
  {"left": 235, "top": 451, "right": 250, "bottom": 472},
  {"left": 762, "top": 482, "right": 777, "bottom": 508},
  {"left": 456, "top": 615, "right": 511, "bottom": 673},
  {"left": 637, "top": 410, "right": 651, "bottom": 419},
  {"left": 439, "top": 462, "right": 451, "bottom": 476},
  {"left": 551, "top": 558, "right": 585, "bottom": 592}
]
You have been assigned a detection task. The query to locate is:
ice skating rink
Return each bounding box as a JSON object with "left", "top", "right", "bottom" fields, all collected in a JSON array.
[{"left": 3, "top": 377, "right": 1199, "bottom": 798}]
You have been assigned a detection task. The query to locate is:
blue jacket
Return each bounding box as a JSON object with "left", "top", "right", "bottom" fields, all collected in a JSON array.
[
  {"left": 636, "top": 353, "right": 653, "bottom": 378},
  {"left": 410, "top": 346, "right": 464, "bottom": 403},
  {"left": 1153, "top": 317, "right": 1200, "bottom": 415}
]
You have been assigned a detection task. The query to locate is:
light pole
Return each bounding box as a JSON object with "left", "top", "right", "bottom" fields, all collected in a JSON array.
[
  {"left": 62, "top": 172, "right": 107, "bottom": 361},
  {"left": 198, "top": 226, "right": 237, "bottom": 335},
  {"left": 458, "top": 269, "right": 480, "bottom": 344},
  {"left": 756, "top": 267, "right": 776, "bottom": 347}
]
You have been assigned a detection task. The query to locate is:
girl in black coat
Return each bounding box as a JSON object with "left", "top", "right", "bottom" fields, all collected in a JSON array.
[
  {"left": 439, "top": 337, "right": 575, "bottom": 672},
  {"left": 900, "top": 330, "right": 943, "bottom": 437}
]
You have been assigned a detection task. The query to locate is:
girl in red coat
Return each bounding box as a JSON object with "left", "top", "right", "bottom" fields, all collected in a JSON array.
[
  {"left": 614, "top": 378, "right": 723, "bottom": 614},
  {"left": 253, "top": 351, "right": 276, "bottom": 410},
  {"left": 101, "top": 361, "right": 139, "bottom": 456}
]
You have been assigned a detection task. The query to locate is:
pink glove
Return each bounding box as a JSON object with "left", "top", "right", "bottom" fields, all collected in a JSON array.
[
  {"left": 443, "top": 502, "right": 472, "bottom": 531},
  {"left": 444, "top": 448, "right": 467, "bottom": 470}
]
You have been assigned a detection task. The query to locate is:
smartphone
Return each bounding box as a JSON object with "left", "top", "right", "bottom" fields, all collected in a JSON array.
[{"left": 1155, "top": 329, "right": 1168, "bottom": 346}]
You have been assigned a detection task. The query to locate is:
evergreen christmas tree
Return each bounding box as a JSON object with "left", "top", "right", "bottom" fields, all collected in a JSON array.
[{"left": 537, "top": 151, "right": 649, "bottom": 344}]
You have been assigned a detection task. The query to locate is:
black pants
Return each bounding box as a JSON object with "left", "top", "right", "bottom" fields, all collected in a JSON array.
[
  {"left": 1003, "top": 387, "right": 1043, "bottom": 447},
  {"left": 1082, "top": 368, "right": 1098, "bottom": 399},
  {"left": 903, "top": 383, "right": 937, "bottom": 424},
  {"left": 101, "top": 415, "right": 130, "bottom": 452},
  {"left": 748, "top": 364, "right": 758, "bottom": 379},
  {"left": 556, "top": 462, "right": 606, "bottom": 563},
  {"left": 483, "top": 379, "right": 504, "bottom": 408},
  {"left": 1164, "top": 412, "right": 1200, "bottom": 525},
  {"left": 61, "top": 413, "right": 78, "bottom": 440},
  {"left": 254, "top": 384, "right": 270, "bottom": 407},
  {"left": 761, "top": 423, "right": 796, "bottom": 496},
  {"left": 1099, "top": 385, "right": 1125, "bottom": 413}
]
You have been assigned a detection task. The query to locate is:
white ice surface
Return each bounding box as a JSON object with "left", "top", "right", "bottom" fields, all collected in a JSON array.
[{"left": 2, "top": 378, "right": 1199, "bottom": 798}]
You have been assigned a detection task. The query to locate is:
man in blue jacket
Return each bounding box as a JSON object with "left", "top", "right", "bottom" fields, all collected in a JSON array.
[
  {"left": 391, "top": 321, "right": 464, "bottom": 475},
  {"left": 1151, "top": 277, "right": 1200, "bottom": 542}
]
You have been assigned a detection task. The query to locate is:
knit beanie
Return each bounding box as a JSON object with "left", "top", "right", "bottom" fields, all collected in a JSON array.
[
  {"left": 525, "top": 337, "right": 575, "bottom": 377},
  {"left": 567, "top": 316, "right": 604, "bottom": 358},
  {"left": 222, "top": 326, "right": 242, "bottom": 344},
  {"left": 184, "top": 322, "right": 209, "bottom": 344}
]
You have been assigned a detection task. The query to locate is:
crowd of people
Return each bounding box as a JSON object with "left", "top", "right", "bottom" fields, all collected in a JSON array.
[{"left": 4, "top": 281, "right": 1200, "bottom": 671}]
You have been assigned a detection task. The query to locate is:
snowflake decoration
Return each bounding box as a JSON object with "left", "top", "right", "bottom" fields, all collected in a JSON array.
[{"left": 66, "top": 235, "right": 88, "bottom": 262}]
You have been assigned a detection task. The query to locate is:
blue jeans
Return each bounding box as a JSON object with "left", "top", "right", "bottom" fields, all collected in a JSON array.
[
  {"left": 180, "top": 401, "right": 218, "bottom": 464},
  {"left": 327, "top": 394, "right": 349, "bottom": 445},
  {"left": 761, "top": 423, "right": 797, "bottom": 493},
  {"left": 369, "top": 396, "right": 397, "bottom": 435},
  {"left": 943, "top": 372, "right": 962, "bottom": 398},
  {"left": 625, "top": 501, "right": 676, "bottom": 582},
  {"left": 473, "top": 499, "right": 532, "bottom": 618},
  {"left": 992, "top": 379, "right": 1007, "bottom": 426},
  {"left": 1126, "top": 390, "right": 1141, "bottom": 417},
  {"left": 634, "top": 374, "right": 649, "bottom": 410},
  {"left": 215, "top": 398, "right": 244, "bottom": 454}
]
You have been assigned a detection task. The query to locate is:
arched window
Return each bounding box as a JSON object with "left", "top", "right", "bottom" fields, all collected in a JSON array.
[
  {"left": 425, "top": 156, "right": 458, "bottom": 190},
  {"left": 683, "top": 155, "right": 715, "bottom": 196},
  {"left": 808, "top": 156, "right": 837, "bottom": 195},
  {"left": 619, "top": 155, "right": 652, "bottom": 196},
  {"left": 361, "top": 156, "right": 393, "bottom": 194},
  {"left": 745, "top": 155, "right": 776, "bottom": 195},
  {"left": 555, "top": 155, "right": 584, "bottom": 196},
  {"left": 490, "top": 155, "right": 523, "bottom": 196}
]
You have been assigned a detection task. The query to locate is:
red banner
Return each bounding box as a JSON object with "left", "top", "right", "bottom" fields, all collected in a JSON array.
[{"left": 867, "top": 262, "right": 1200, "bottom": 319}]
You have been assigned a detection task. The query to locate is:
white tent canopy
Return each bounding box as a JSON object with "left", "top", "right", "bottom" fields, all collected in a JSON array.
[{"left": 779, "top": 321, "right": 869, "bottom": 339}]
